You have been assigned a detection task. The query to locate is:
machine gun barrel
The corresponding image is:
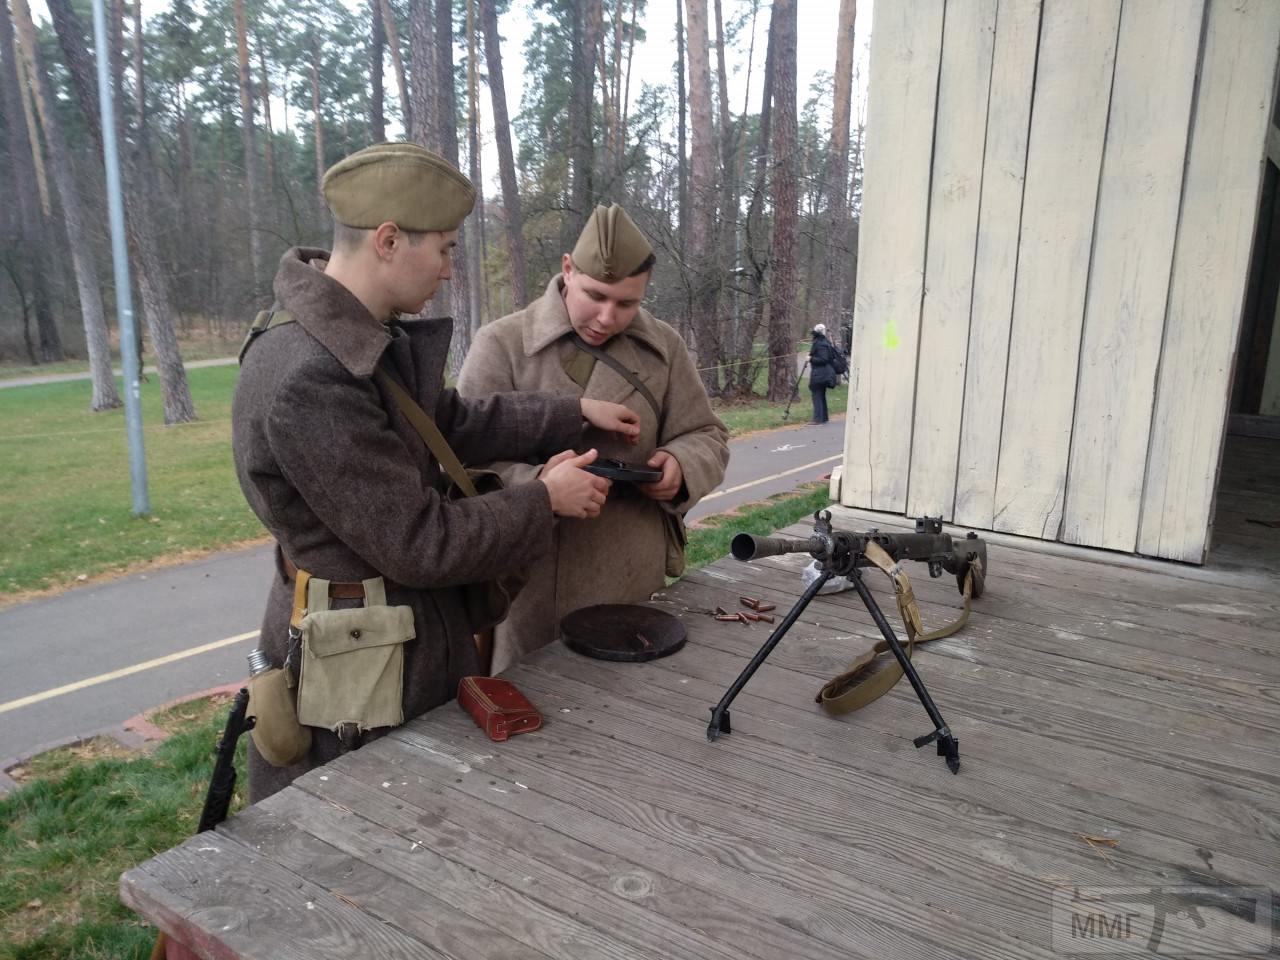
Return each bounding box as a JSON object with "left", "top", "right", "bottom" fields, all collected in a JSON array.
[{"left": 730, "top": 533, "right": 827, "bottom": 562}]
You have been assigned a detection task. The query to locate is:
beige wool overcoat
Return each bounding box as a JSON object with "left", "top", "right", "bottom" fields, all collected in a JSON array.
[
  {"left": 457, "top": 275, "right": 729, "bottom": 672},
  {"left": 232, "top": 249, "right": 584, "bottom": 801}
]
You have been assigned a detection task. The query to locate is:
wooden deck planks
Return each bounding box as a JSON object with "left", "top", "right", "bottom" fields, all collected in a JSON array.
[{"left": 122, "top": 497, "right": 1280, "bottom": 959}]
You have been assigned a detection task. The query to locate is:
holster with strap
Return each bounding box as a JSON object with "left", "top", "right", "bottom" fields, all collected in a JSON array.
[{"left": 815, "top": 541, "right": 978, "bottom": 715}]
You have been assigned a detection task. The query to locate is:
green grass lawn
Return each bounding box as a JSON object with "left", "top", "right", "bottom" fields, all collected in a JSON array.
[
  {"left": 0, "top": 367, "right": 265, "bottom": 596},
  {"left": 0, "top": 692, "right": 248, "bottom": 960},
  {"left": 0, "top": 363, "right": 844, "bottom": 596}
]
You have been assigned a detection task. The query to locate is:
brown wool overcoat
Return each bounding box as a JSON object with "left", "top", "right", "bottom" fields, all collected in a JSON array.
[
  {"left": 232, "top": 249, "right": 583, "bottom": 801},
  {"left": 456, "top": 275, "right": 729, "bottom": 673}
]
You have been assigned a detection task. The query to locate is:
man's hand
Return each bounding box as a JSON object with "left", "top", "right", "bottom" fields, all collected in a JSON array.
[
  {"left": 640, "top": 449, "right": 683, "bottom": 502},
  {"left": 540, "top": 448, "right": 612, "bottom": 518},
  {"left": 580, "top": 399, "right": 641, "bottom": 445}
]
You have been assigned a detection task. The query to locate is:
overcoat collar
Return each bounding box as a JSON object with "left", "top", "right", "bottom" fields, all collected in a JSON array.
[
  {"left": 273, "top": 247, "right": 393, "bottom": 378},
  {"left": 522, "top": 274, "right": 670, "bottom": 363}
]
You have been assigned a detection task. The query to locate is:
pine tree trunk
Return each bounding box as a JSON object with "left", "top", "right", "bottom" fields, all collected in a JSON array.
[
  {"left": 565, "top": 0, "right": 599, "bottom": 240},
  {"left": 466, "top": 0, "right": 483, "bottom": 336},
  {"left": 766, "top": 0, "right": 797, "bottom": 401},
  {"left": 619, "top": 0, "right": 637, "bottom": 170},
  {"left": 820, "top": 0, "right": 856, "bottom": 331},
  {"left": 408, "top": 0, "right": 436, "bottom": 147},
  {"left": 480, "top": 0, "right": 526, "bottom": 305},
  {"left": 14, "top": 38, "right": 52, "bottom": 217},
  {"left": 378, "top": 0, "right": 411, "bottom": 134},
  {"left": 610, "top": 0, "right": 623, "bottom": 173},
  {"left": 713, "top": 0, "right": 738, "bottom": 364},
  {"left": 0, "top": 0, "right": 61, "bottom": 369},
  {"left": 370, "top": 0, "right": 385, "bottom": 141},
  {"left": 309, "top": 31, "right": 326, "bottom": 216},
  {"left": 45, "top": 0, "right": 195, "bottom": 420},
  {"left": 685, "top": 0, "right": 719, "bottom": 389},
  {"left": 258, "top": 40, "right": 275, "bottom": 184},
  {"left": 11, "top": 0, "right": 116, "bottom": 401},
  {"left": 234, "top": 0, "right": 263, "bottom": 296},
  {"left": 431, "top": 0, "right": 472, "bottom": 367},
  {"left": 737, "top": 0, "right": 775, "bottom": 395},
  {"left": 675, "top": 0, "right": 687, "bottom": 264}
]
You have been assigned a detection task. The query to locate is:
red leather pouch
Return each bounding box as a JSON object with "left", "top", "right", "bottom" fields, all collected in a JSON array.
[{"left": 457, "top": 676, "right": 543, "bottom": 742}]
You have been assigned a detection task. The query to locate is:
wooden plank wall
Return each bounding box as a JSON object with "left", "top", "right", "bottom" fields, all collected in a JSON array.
[
  {"left": 952, "top": 0, "right": 1042, "bottom": 530},
  {"left": 1138, "top": 0, "right": 1280, "bottom": 561},
  {"left": 990, "top": 0, "right": 1121, "bottom": 539},
  {"left": 1060, "top": 0, "right": 1204, "bottom": 550},
  {"left": 840, "top": 0, "right": 944, "bottom": 512},
  {"left": 905, "top": 0, "right": 998, "bottom": 520},
  {"left": 843, "top": 0, "right": 1280, "bottom": 563}
]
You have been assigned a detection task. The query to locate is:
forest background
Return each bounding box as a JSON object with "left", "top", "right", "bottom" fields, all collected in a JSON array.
[{"left": 1, "top": 0, "right": 867, "bottom": 420}]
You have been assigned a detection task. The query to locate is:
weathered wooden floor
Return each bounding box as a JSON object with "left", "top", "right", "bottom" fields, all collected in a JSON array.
[{"left": 121, "top": 502, "right": 1280, "bottom": 959}]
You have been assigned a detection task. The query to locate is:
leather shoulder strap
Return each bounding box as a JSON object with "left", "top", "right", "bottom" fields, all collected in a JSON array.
[
  {"left": 239, "top": 309, "right": 297, "bottom": 364},
  {"left": 373, "top": 366, "right": 479, "bottom": 498},
  {"left": 569, "top": 333, "right": 661, "bottom": 419}
]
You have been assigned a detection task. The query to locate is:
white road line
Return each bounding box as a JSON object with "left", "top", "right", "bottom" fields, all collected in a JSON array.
[
  {"left": 700, "top": 454, "right": 841, "bottom": 502},
  {"left": 0, "top": 630, "right": 260, "bottom": 715}
]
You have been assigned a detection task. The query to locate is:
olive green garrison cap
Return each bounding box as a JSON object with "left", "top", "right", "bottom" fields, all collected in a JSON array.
[
  {"left": 571, "top": 204, "right": 653, "bottom": 282},
  {"left": 322, "top": 142, "right": 476, "bottom": 232}
]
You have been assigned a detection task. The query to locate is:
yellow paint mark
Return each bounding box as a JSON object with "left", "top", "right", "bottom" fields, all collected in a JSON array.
[{"left": 883, "top": 320, "right": 901, "bottom": 350}]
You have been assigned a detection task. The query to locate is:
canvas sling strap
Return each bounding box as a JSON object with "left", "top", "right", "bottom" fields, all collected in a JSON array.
[
  {"left": 238, "top": 308, "right": 478, "bottom": 496},
  {"left": 565, "top": 333, "right": 662, "bottom": 420},
  {"left": 239, "top": 309, "right": 295, "bottom": 363},
  {"left": 815, "top": 540, "right": 979, "bottom": 715}
]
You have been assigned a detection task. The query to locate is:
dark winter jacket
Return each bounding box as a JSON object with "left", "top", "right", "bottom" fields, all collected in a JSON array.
[
  {"left": 809, "top": 333, "right": 841, "bottom": 389},
  {"left": 232, "top": 247, "right": 583, "bottom": 800}
]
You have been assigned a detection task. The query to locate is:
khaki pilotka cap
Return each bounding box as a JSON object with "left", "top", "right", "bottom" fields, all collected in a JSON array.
[
  {"left": 571, "top": 204, "right": 653, "bottom": 282},
  {"left": 322, "top": 142, "right": 476, "bottom": 231}
]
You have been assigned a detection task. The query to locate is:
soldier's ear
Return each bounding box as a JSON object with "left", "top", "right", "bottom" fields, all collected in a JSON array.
[{"left": 372, "top": 221, "right": 401, "bottom": 261}]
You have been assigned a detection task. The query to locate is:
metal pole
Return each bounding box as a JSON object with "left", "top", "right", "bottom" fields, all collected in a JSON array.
[{"left": 91, "top": 0, "right": 149, "bottom": 515}]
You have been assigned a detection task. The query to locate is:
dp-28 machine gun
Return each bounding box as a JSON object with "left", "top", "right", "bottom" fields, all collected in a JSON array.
[{"left": 707, "top": 513, "right": 987, "bottom": 773}]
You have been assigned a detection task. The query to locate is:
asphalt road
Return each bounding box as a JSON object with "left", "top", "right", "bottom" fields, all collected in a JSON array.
[{"left": 0, "top": 417, "right": 844, "bottom": 762}]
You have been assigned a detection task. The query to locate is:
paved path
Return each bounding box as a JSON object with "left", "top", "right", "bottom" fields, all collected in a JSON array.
[
  {"left": 0, "top": 418, "right": 844, "bottom": 763},
  {"left": 0, "top": 356, "right": 239, "bottom": 389}
]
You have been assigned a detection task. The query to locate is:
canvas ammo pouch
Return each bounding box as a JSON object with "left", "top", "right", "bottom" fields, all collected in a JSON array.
[{"left": 296, "top": 575, "right": 415, "bottom": 733}]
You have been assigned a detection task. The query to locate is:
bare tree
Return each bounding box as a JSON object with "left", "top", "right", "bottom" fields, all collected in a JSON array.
[
  {"left": 685, "top": 0, "right": 719, "bottom": 386},
  {"left": 431, "top": 0, "right": 473, "bottom": 366},
  {"left": 377, "top": 0, "right": 411, "bottom": 133},
  {"left": 0, "top": 0, "right": 60, "bottom": 366},
  {"left": 234, "top": 0, "right": 264, "bottom": 294},
  {"left": 465, "top": 0, "right": 484, "bottom": 332},
  {"left": 257, "top": 38, "right": 275, "bottom": 184},
  {"left": 480, "top": 0, "right": 527, "bottom": 305},
  {"left": 11, "top": 0, "right": 118, "bottom": 404},
  {"left": 370, "top": 0, "right": 385, "bottom": 140},
  {"left": 818, "top": 0, "right": 857, "bottom": 334},
  {"left": 45, "top": 0, "right": 196, "bottom": 422},
  {"left": 408, "top": 0, "right": 436, "bottom": 147},
  {"left": 308, "top": 27, "right": 327, "bottom": 213},
  {"left": 766, "top": 0, "right": 797, "bottom": 400},
  {"left": 675, "top": 0, "right": 687, "bottom": 263}
]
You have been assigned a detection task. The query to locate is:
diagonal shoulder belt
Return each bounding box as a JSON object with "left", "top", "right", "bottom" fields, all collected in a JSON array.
[{"left": 568, "top": 333, "right": 662, "bottom": 419}]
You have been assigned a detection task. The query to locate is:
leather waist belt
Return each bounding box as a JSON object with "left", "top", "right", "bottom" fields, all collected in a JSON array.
[{"left": 281, "top": 553, "right": 398, "bottom": 600}]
